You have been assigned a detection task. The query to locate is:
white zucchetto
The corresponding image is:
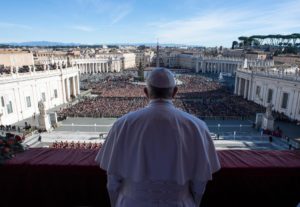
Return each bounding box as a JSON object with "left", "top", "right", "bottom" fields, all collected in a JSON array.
[{"left": 146, "top": 68, "right": 176, "bottom": 88}]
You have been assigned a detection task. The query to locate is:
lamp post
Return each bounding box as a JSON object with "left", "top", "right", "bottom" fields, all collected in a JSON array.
[{"left": 217, "top": 124, "right": 220, "bottom": 139}]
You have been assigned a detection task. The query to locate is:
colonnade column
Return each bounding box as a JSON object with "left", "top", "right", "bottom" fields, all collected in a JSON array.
[
  {"left": 237, "top": 77, "right": 242, "bottom": 96},
  {"left": 65, "top": 78, "right": 70, "bottom": 101},
  {"left": 247, "top": 80, "right": 251, "bottom": 100},
  {"left": 72, "top": 77, "right": 76, "bottom": 97},
  {"left": 234, "top": 76, "right": 238, "bottom": 95},
  {"left": 243, "top": 80, "right": 248, "bottom": 99}
]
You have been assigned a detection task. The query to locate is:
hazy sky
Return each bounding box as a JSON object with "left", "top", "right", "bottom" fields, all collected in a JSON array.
[{"left": 1, "top": 0, "right": 300, "bottom": 46}]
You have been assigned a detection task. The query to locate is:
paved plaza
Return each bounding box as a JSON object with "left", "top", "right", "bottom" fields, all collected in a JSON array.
[{"left": 29, "top": 117, "right": 297, "bottom": 150}]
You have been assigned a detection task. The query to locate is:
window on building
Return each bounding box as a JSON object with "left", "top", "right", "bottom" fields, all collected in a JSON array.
[
  {"left": 54, "top": 89, "right": 58, "bottom": 98},
  {"left": 42, "top": 92, "right": 46, "bottom": 102},
  {"left": 1, "top": 96, "right": 4, "bottom": 107},
  {"left": 26, "top": 96, "right": 31, "bottom": 108},
  {"left": 267, "top": 89, "right": 273, "bottom": 103},
  {"left": 281, "top": 92, "right": 289, "bottom": 109},
  {"left": 256, "top": 86, "right": 261, "bottom": 97},
  {"left": 7, "top": 101, "right": 13, "bottom": 114}
]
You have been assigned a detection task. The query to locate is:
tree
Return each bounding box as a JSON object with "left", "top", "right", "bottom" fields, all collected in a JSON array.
[
  {"left": 231, "top": 41, "right": 238, "bottom": 49},
  {"left": 238, "top": 36, "right": 251, "bottom": 48}
]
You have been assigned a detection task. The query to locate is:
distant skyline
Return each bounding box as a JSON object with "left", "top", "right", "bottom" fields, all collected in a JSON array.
[{"left": 1, "top": 0, "right": 300, "bottom": 47}]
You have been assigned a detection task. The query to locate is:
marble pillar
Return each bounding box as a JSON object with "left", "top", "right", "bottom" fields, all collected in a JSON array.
[
  {"left": 238, "top": 77, "right": 242, "bottom": 96},
  {"left": 66, "top": 78, "right": 70, "bottom": 101}
]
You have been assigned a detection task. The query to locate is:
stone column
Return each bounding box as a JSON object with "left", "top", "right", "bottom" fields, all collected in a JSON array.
[
  {"left": 247, "top": 80, "right": 252, "bottom": 100},
  {"left": 72, "top": 77, "right": 76, "bottom": 97},
  {"left": 196, "top": 61, "right": 199, "bottom": 73},
  {"left": 238, "top": 77, "right": 242, "bottom": 96},
  {"left": 244, "top": 80, "right": 248, "bottom": 99},
  {"left": 75, "top": 76, "right": 80, "bottom": 95},
  {"left": 66, "top": 78, "right": 70, "bottom": 101},
  {"left": 234, "top": 76, "right": 238, "bottom": 94},
  {"left": 61, "top": 78, "right": 66, "bottom": 103},
  {"left": 274, "top": 87, "right": 280, "bottom": 111},
  {"left": 64, "top": 79, "right": 68, "bottom": 102},
  {"left": 262, "top": 84, "right": 268, "bottom": 106}
]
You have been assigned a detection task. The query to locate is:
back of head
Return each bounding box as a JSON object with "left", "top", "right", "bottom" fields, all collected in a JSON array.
[{"left": 146, "top": 68, "right": 176, "bottom": 99}]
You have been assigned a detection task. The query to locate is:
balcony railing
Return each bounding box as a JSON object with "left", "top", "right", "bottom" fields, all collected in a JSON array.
[{"left": 0, "top": 148, "right": 299, "bottom": 207}]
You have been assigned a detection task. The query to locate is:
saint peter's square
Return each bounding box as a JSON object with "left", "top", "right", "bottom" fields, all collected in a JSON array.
[{"left": 0, "top": 0, "right": 300, "bottom": 206}]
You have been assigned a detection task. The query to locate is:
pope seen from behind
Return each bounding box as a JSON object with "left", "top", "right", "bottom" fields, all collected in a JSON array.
[{"left": 95, "top": 68, "right": 221, "bottom": 207}]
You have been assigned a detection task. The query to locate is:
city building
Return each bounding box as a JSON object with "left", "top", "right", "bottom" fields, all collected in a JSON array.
[
  {"left": 273, "top": 54, "right": 300, "bottom": 65},
  {"left": 196, "top": 57, "right": 274, "bottom": 74},
  {"left": 36, "top": 57, "right": 123, "bottom": 74},
  {"left": 0, "top": 50, "right": 34, "bottom": 67},
  {"left": 235, "top": 66, "right": 300, "bottom": 120},
  {"left": 0, "top": 65, "right": 80, "bottom": 125},
  {"left": 135, "top": 50, "right": 155, "bottom": 68},
  {"left": 245, "top": 51, "right": 267, "bottom": 60}
]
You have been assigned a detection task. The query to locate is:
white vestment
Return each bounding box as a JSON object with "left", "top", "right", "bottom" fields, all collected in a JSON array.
[{"left": 95, "top": 99, "right": 220, "bottom": 207}]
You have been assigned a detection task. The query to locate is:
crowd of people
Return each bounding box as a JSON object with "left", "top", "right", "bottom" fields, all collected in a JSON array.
[
  {"left": 58, "top": 73, "right": 271, "bottom": 119},
  {"left": 50, "top": 141, "right": 102, "bottom": 150},
  {"left": 59, "top": 97, "right": 148, "bottom": 117},
  {"left": 0, "top": 133, "right": 25, "bottom": 162},
  {"left": 0, "top": 66, "right": 11, "bottom": 75}
]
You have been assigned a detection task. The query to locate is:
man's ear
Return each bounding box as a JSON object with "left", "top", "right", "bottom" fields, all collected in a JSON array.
[
  {"left": 172, "top": 86, "right": 178, "bottom": 98},
  {"left": 144, "top": 87, "right": 149, "bottom": 98}
]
